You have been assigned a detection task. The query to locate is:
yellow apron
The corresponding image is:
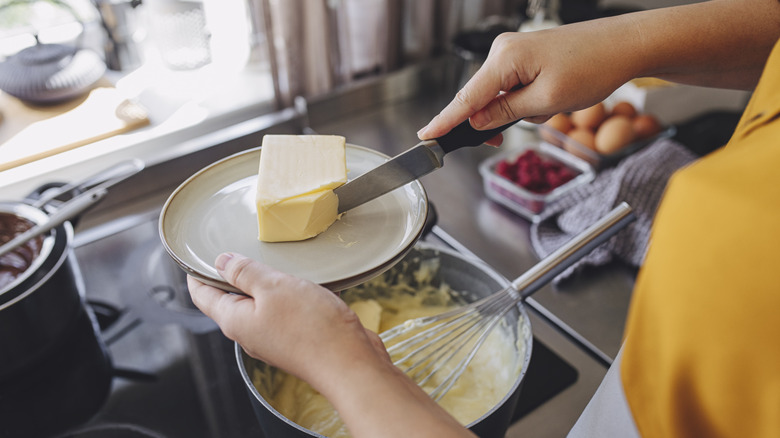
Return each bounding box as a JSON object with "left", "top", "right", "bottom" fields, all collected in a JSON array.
[{"left": 621, "top": 38, "right": 780, "bottom": 437}]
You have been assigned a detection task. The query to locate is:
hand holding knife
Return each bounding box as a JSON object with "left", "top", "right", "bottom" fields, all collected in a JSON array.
[{"left": 334, "top": 119, "right": 520, "bottom": 213}]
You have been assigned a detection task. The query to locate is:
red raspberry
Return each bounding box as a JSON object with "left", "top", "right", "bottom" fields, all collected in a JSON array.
[
  {"left": 498, "top": 149, "right": 580, "bottom": 194},
  {"left": 496, "top": 160, "right": 515, "bottom": 181}
]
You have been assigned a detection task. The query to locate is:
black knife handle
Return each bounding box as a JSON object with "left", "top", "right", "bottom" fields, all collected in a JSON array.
[{"left": 435, "top": 119, "right": 521, "bottom": 153}]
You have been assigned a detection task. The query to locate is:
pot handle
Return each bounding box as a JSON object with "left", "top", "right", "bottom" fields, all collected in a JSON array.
[
  {"left": 0, "top": 186, "right": 108, "bottom": 258},
  {"left": 31, "top": 159, "right": 144, "bottom": 209}
]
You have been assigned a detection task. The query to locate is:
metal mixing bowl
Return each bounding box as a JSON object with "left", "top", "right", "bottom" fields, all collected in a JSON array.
[{"left": 236, "top": 242, "right": 533, "bottom": 438}]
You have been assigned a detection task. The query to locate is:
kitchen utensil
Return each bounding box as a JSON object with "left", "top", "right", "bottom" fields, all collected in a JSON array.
[
  {"left": 0, "top": 158, "right": 145, "bottom": 258},
  {"left": 0, "top": 187, "right": 106, "bottom": 258},
  {"left": 334, "top": 119, "right": 518, "bottom": 213},
  {"left": 381, "top": 202, "right": 635, "bottom": 400},
  {"left": 0, "top": 301, "right": 113, "bottom": 437},
  {"left": 0, "top": 207, "right": 80, "bottom": 378},
  {"left": 159, "top": 144, "right": 428, "bottom": 293},
  {"left": 0, "top": 0, "right": 105, "bottom": 104},
  {"left": 0, "top": 42, "right": 106, "bottom": 105},
  {"left": 30, "top": 158, "right": 144, "bottom": 209},
  {"left": 0, "top": 87, "right": 150, "bottom": 172},
  {"left": 145, "top": 0, "right": 211, "bottom": 70},
  {"left": 0, "top": 159, "right": 144, "bottom": 378},
  {"left": 237, "top": 241, "right": 534, "bottom": 438},
  {"left": 93, "top": 0, "right": 145, "bottom": 71},
  {"left": 0, "top": 211, "right": 113, "bottom": 437}
]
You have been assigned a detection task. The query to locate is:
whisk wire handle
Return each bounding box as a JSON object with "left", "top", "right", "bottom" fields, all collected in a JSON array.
[{"left": 513, "top": 202, "right": 636, "bottom": 299}]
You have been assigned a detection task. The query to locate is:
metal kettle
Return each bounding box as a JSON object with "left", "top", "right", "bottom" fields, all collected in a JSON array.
[{"left": 0, "top": 39, "right": 106, "bottom": 104}]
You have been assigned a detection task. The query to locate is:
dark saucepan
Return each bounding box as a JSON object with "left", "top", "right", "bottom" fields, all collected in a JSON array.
[
  {"left": 0, "top": 203, "right": 83, "bottom": 379},
  {"left": 0, "top": 160, "right": 142, "bottom": 379}
]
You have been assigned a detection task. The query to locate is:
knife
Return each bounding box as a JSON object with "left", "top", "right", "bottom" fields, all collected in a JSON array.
[{"left": 334, "top": 119, "right": 519, "bottom": 213}]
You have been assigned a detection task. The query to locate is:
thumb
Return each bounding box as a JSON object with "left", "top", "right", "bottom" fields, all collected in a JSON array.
[
  {"left": 215, "top": 252, "right": 266, "bottom": 297},
  {"left": 215, "top": 252, "right": 303, "bottom": 299}
]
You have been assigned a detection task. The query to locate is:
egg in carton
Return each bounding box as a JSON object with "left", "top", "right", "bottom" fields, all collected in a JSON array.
[{"left": 538, "top": 100, "right": 673, "bottom": 170}]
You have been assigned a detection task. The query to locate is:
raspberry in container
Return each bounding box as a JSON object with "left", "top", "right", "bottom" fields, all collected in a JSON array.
[{"left": 479, "top": 142, "right": 594, "bottom": 222}]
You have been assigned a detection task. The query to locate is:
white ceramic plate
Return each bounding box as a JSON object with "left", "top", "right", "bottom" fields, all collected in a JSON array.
[{"left": 159, "top": 144, "right": 428, "bottom": 292}]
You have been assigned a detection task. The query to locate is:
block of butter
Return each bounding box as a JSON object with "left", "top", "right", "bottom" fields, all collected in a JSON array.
[{"left": 256, "top": 135, "right": 347, "bottom": 242}]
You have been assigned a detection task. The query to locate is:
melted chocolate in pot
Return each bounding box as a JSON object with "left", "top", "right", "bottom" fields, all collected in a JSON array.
[{"left": 0, "top": 212, "right": 44, "bottom": 290}]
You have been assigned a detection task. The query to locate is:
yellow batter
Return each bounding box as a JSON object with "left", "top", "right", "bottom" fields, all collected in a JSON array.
[{"left": 250, "top": 259, "right": 525, "bottom": 438}]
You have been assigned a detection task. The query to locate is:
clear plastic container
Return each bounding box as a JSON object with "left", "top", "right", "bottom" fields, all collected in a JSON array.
[
  {"left": 479, "top": 142, "right": 595, "bottom": 222},
  {"left": 537, "top": 123, "right": 676, "bottom": 170}
]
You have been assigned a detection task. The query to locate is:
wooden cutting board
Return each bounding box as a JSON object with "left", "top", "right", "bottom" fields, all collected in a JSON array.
[{"left": 0, "top": 81, "right": 150, "bottom": 172}]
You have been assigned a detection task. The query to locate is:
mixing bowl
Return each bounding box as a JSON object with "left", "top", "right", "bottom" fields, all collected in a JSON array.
[{"left": 236, "top": 242, "right": 533, "bottom": 438}]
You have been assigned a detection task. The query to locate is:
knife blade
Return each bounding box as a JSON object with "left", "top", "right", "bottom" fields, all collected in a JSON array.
[{"left": 334, "top": 118, "right": 519, "bottom": 213}]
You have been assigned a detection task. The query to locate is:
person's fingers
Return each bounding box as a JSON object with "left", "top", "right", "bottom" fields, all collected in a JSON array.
[
  {"left": 484, "top": 133, "right": 503, "bottom": 147},
  {"left": 469, "top": 79, "right": 561, "bottom": 131},
  {"left": 524, "top": 115, "right": 553, "bottom": 124},
  {"left": 215, "top": 252, "right": 291, "bottom": 298},
  {"left": 469, "top": 91, "right": 523, "bottom": 130},
  {"left": 418, "top": 33, "right": 536, "bottom": 139},
  {"left": 418, "top": 74, "right": 505, "bottom": 139},
  {"left": 188, "top": 275, "right": 228, "bottom": 319},
  {"left": 418, "top": 55, "right": 523, "bottom": 139},
  {"left": 187, "top": 275, "right": 253, "bottom": 337}
]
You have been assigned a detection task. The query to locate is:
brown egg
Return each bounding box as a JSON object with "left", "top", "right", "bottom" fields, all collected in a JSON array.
[
  {"left": 595, "top": 116, "right": 636, "bottom": 154},
  {"left": 564, "top": 128, "right": 597, "bottom": 160},
  {"left": 610, "top": 101, "right": 638, "bottom": 119},
  {"left": 633, "top": 114, "right": 662, "bottom": 139},
  {"left": 540, "top": 113, "right": 573, "bottom": 146},
  {"left": 546, "top": 113, "right": 573, "bottom": 134},
  {"left": 571, "top": 102, "right": 607, "bottom": 130}
]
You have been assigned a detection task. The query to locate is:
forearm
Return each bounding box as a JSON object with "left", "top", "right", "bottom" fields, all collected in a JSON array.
[
  {"left": 312, "top": 353, "right": 476, "bottom": 438},
  {"left": 613, "top": 0, "right": 780, "bottom": 90},
  {"left": 419, "top": 0, "right": 780, "bottom": 137}
]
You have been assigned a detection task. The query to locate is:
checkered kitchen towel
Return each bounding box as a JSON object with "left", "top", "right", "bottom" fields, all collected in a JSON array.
[{"left": 530, "top": 138, "right": 698, "bottom": 284}]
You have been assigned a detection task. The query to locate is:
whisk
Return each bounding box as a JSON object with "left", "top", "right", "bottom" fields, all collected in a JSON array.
[{"left": 380, "top": 202, "right": 635, "bottom": 401}]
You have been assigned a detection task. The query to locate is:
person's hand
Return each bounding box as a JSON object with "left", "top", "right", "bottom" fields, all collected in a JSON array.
[
  {"left": 418, "top": 21, "right": 642, "bottom": 145},
  {"left": 420, "top": 0, "right": 780, "bottom": 146},
  {"left": 187, "top": 252, "right": 388, "bottom": 389}
]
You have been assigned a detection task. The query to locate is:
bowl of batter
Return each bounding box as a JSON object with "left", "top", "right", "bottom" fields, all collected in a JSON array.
[{"left": 236, "top": 242, "right": 533, "bottom": 438}]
